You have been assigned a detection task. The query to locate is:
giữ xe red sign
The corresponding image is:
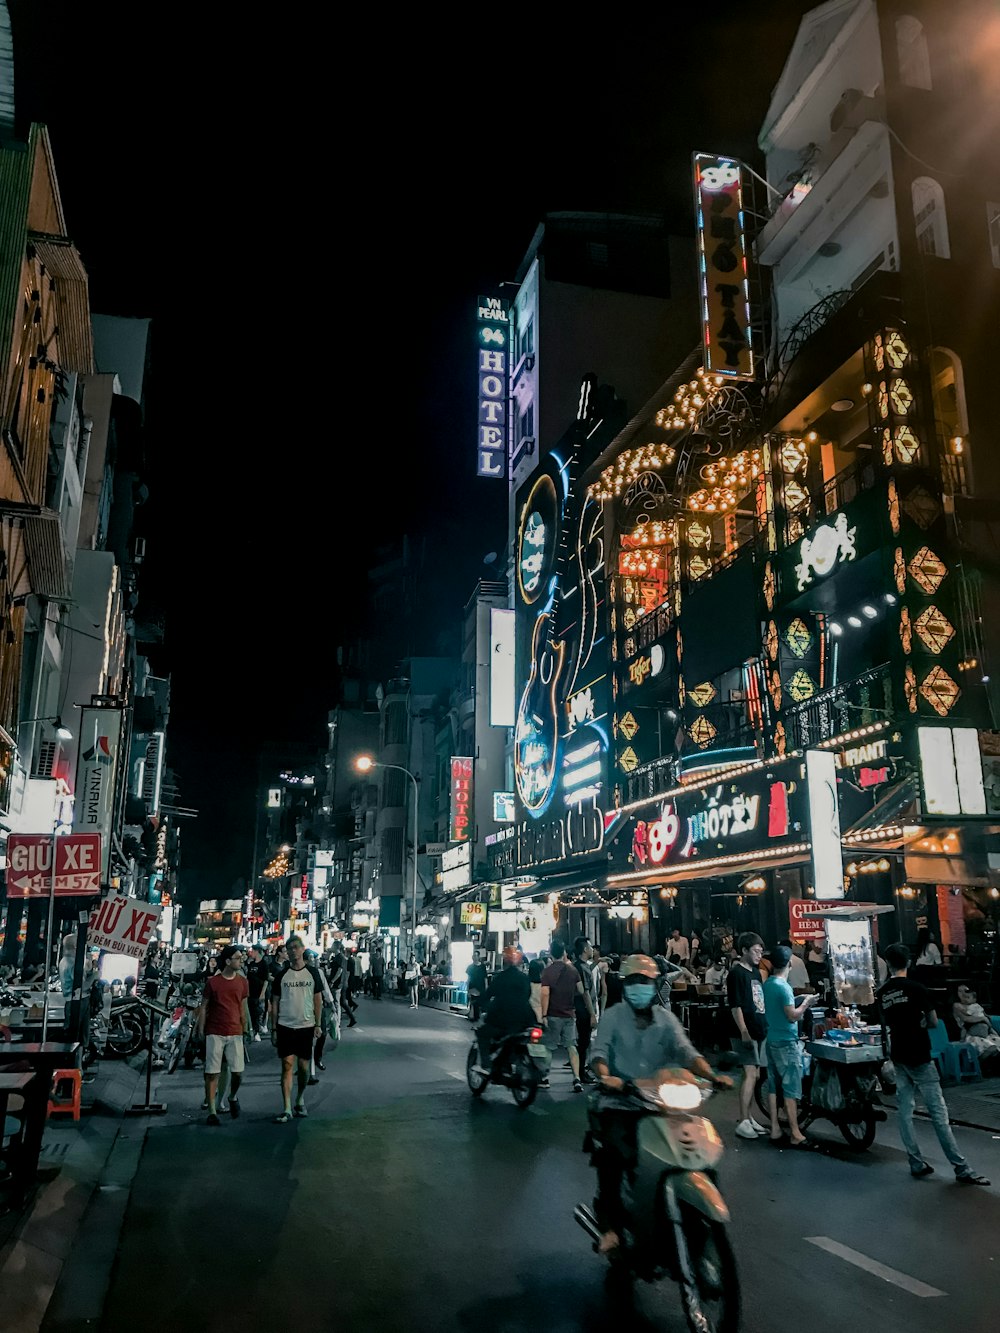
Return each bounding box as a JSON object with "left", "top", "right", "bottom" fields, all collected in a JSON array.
[
  {"left": 6, "top": 833, "right": 102, "bottom": 897},
  {"left": 88, "top": 893, "right": 164, "bottom": 960}
]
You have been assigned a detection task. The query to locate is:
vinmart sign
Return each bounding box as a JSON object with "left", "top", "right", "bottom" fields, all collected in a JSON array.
[{"left": 6, "top": 834, "right": 103, "bottom": 897}]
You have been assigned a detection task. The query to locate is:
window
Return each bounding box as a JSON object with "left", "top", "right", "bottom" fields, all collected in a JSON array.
[
  {"left": 518, "top": 403, "right": 534, "bottom": 441},
  {"left": 912, "top": 177, "right": 950, "bottom": 258},
  {"left": 988, "top": 202, "right": 1000, "bottom": 268},
  {"left": 516, "top": 319, "right": 534, "bottom": 362},
  {"left": 929, "top": 347, "right": 970, "bottom": 497},
  {"left": 896, "top": 16, "right": 932, "bottom": 89}
]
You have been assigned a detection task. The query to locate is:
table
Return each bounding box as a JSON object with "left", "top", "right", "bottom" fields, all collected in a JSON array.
[
  {"left": 0, "top": 1042, "right": 81, "bottom": 1207},
  {"left": 0, "top": 1071, "right": 37, "bottom": 1209}
]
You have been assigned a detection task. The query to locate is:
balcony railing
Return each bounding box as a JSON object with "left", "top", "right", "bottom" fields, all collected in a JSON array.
[{"left": 783, "top": 663, "right": 893, "bottom": 751}]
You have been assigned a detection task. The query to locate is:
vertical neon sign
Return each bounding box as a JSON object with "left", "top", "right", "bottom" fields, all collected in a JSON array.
[{"left": 694, "top": 154, "right": 754, "bottom": 380}]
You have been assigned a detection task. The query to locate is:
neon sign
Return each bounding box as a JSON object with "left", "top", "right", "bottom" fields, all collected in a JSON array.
[
  {"left": 794, "top": 513, "right": 857, "bottom": 590},
  {"left": 449, "top": 757, "right": 473, "bottom": 843},
  {"left": 694, "top": 154, "right": 754, "bottom": 379},
  {"left": 477, "top": 295, "right": 508, "bottom": 479}
]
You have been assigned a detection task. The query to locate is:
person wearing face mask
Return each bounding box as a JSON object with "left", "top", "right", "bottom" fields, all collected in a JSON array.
[{"left": 588, "top": 954, "right": 732, "bottom": 1255}]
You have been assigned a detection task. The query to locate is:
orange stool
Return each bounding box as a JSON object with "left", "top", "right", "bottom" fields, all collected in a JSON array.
[{"left": 47, "top": 1068, "right": 83, "bottom": 1122}]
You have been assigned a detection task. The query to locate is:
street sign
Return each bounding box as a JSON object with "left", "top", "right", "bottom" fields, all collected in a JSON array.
[
  {"left": 788, "top": 897, "right": 826, "bottom": 943},
  {"left": 424, "top": 842, "right": 447, "bottom": 856},
  {"left": 88, "top": 894, "right": 164, "bottom": 960},
  {"left": 6, "top": 834, "right": 102, "bottom": 897}
]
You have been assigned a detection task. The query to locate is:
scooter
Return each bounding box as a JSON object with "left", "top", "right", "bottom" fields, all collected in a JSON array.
[
  {"left": 575, "top": 1076, "right": 739, "bottom": 1333},
  {"left": 102, "top": 995, "right": 147, "bottom": 1059},
  {"left": 466, "top": 1024, "right": 550, "bottom": 1108}
]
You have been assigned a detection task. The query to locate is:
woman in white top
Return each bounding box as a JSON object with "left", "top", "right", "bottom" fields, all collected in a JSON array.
[{"left": 915, "top": 928, "right": 943, "bottom": 966}]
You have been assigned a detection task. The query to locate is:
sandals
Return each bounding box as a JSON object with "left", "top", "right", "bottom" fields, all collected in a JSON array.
[
  {"left": 293, "top": 1104, "right": 308, "bottom": 1118},
  {"left": 273, "top": 1111, "right": 292, "bottom": 1124},
  {"left": 787, "top": 1137, "right": 820, "bottom": 1151}
]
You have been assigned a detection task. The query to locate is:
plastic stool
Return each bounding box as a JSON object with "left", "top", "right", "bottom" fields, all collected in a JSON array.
[{"left": 47, "top": 1068, "right": 83, "bottom": 1121}]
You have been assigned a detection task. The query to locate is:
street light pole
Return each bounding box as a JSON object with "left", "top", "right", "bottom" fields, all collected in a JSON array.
[{"left": 355, "top": 757, "right": 419, "bottom": 958}]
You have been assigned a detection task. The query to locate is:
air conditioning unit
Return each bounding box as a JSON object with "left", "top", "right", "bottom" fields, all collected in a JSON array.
[
  {"left": 33, "top": 739, "right": 63, "bottom": 779},
  {"left": 133, "top": 537, "right": 146, "bottom": 564}
]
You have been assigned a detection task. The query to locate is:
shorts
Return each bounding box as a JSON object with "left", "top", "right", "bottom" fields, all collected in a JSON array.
[
  {"left": 765, "top": 1039, "right": 803, "bottom": 1101},
  {"left": 544, "top": 1015, "right": 577, "bottom": 1053},
  {"left": 276, "top": 1024, "right": 315, "bottom": 1061},
  {"left": 730, "top": 1036, "right": 766, "bottom": 1066},
  {"left": 205, "top": 1033, "right": 246, "bottom": 1075}
]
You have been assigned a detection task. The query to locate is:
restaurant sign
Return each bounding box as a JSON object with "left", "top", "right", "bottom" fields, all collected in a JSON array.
[{"left": 631, "top": 761, "right": 807, "bottom": 870}]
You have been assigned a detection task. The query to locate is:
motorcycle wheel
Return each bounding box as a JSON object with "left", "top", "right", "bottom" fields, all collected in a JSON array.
[
  {"left": 466, "top": 1046, "right": 488, "bottom": 1097},
  {"left": 106, "top": 1012, "right": 145, "bottom": 1059},
  {"left": 675, "top": 1208, "right": 740, "bottom": 1333},
  {"left": 167, "top": 1027, "right": 189, "bottom": 1074},
  {"left": 838, "top": 1113, "right": 876, "bottom": 1151},
  {"left": 510, "top": 1055, "right": 539, "bottom": 1109}
]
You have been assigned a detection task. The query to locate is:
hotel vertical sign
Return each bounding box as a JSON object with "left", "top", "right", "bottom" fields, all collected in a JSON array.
[
  {"left": 694, "top": 154, "right": 754, "bottom": 380},
  {"left": 450, "top": 756, "right": 473, "bottom": 843},
  {"left": 476, "top": 295, "right": 508, "bottom": 479},
  {"left": 74, "top": 706, "right": 124, "bottom": 884}
]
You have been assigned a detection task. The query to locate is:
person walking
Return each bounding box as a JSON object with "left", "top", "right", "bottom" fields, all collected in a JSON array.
[
  {"left": 762, "top": 945, "right": 818, "bottom": 1148},
  {"left": 727, "top": 931, "right": 769, "bottom": 1140},
  {"left": 196, "top": 944, "right": 250, "bottom": 1126},
  {"left": 572, "top": 936, "right": 598, "bottom": 1083},
  {"left": 370, "top": 948, "right": 385, "bottom": 1000},
  {"left": 540, "top": 940, "right": 590, "bottom": 1093},
  {"left": 245, "top": 944, "right": 270, "bottom": 1040},
  {"left": 305, "top": 949, "right": 335, "bottom": 1078},
  {"left": 269, "top": 935, "right": 324, "bottom": 1123},
  {"left": 878, "top": 943, "right": 989, "bottom": 1185},
  {"left": 405, "top": 954, "right": 420, "bottom": 1008},
  {"left": 340, "top": 950, "right": 358, "bottom": 1026}
]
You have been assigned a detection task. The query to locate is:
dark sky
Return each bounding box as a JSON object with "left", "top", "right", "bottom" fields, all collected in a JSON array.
[{"left": 7, "top": 0, "right": 819, "bottom": 900}]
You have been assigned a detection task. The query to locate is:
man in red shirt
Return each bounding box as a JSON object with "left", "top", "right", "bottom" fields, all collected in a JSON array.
[
  {"left": 541, "top": 939, "right": 594, "bottom": 1093},
  {"left": 196, "top": 945, "right": 250, "bottom": 1125}
]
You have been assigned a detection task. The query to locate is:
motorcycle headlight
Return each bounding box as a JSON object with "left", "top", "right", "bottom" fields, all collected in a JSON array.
[{"left": 658, "top": 1081, "right": 703, "bottom": 1111}]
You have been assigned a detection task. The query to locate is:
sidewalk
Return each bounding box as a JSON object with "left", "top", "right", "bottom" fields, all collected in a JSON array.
[
  {"left": 882, "top": 1073, "right": 1000, "bottom": 1133},
  {"left": 0, "top": 1050, "right": 153, "bottom": 1333}
]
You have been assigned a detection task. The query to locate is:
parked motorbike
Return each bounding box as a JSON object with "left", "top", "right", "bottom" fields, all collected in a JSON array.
[
  {"left": 466, "top": 1024, "right": 550, "bottom": 1108},
  {"left": 103, "top": 996, "right": 147, "bottom": 1059},
  {"left": 160, "top": 984, "right": 202, "bottom": 1073},
  {"left": 575, "top": 1077, "right": 739, "bottom": 1333},
  {"left": 754, "top": 1042, "right": 887, "bottom": 1150}
]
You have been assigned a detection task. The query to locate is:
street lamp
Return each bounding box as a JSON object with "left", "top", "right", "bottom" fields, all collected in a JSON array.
[
  {"left": 18, "top": 714, "right": 73, "bottom": 740},
  {"left": 355, "top": 754, "right": 419, "bottom": 957}
]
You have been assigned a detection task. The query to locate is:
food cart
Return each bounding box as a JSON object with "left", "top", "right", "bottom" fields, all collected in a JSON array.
[{"left": 804, "top": 902, "right": 895, "bottom": 1149}]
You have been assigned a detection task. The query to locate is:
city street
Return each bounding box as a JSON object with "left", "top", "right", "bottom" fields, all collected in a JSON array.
[{"left": 37, "top": 999, "right": 1000, "bottom": 1333}]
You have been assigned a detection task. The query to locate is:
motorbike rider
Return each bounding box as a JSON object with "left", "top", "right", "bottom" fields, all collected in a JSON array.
[
  {"left": 587, "top": 953, "right": 732, "bottom": 1255},
  {"left": 474, "top": 946, "right": 536, "bottom": 1074}
]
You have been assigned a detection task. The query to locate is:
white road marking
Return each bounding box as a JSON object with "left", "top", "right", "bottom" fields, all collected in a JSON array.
[
  {"left": 446, "top": 1072, "right": 465, "bottom": 1081},
  {"left": 805, "top": 1237, "right": 945, "bottom": 1298}
]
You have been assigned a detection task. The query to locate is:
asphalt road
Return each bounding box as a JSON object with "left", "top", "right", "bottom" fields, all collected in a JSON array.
[{"left": 43, "top": 997, "right": 1000, "bottom": 1333}]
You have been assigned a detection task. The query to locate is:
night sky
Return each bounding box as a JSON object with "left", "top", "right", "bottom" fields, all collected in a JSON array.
[{"left": 7, "top": 0, "right": 819, "bottom": 903}]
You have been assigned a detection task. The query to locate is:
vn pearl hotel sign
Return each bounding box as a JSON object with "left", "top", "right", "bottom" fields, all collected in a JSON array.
[{"left": 476, "top": 295, "right": 508, "bottom": 479}]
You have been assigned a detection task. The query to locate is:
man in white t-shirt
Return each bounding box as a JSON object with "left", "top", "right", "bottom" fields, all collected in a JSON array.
[
  {"left": 667, "top": 928, "right": 690, "bottom": 964},
  {"left": 269, "top": 935, "right": 323, "bottom": 1123}
]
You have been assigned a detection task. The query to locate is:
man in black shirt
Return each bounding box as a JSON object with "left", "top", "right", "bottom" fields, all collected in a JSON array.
[
  {"left": 467, "top": 951, "right": 488, "bottom": 1022},
  {"left": 245, "top": 945, "right": 270, "bottom": 1040},
  {"left": 878, "top": 943, "right": 988, "bottom": 1184},
  {"left": 727, "top": 931, "right": 769, "bottom": 1140},
  {"left": 475, "top": 947, "right": 536, "bottom": 1073}
]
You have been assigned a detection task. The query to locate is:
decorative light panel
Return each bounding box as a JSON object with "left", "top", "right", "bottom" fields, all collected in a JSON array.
[
  {"left": 769, "top": 670, "right": 782, "bottom": 711},
  {"left": 774, "top": 720, "right": 787, "bottom": 756},
  {"left": 914, "top": 605, "right": 955, "bottom": 654},
  {"left": 654, "top": 368, "right": 724, "bottom": 431},
  {"left": 689, "top": 715, "right": 717, "bottom": 747},
  {"left": 893, "top": 548, "right": 907, "bottom": 595},
  {"left": 889, "top": 378, "right": 914, "bottom": 415},
  {"left": 619, "top": 746, "right": 639, "bottom": 773},
  {"left": 687, "top": 521, "right": 712, "bottom": 548},
  {"left": 590, "top": 440, "right": 678, "bottom": 501},
  {"left": 905, "top": 665, "right": 918, "bottom": 712},
  {"left": 687, "top": 486, "right": 738, "bottom": 513},
  {"left": 766, "top": 620, "right": 779, "bottom": 661},
  {"left": 699, "top": 449, "right": 762, "bottom": 491},
  {"left": 779, "top": 438, "right": 808, "bottom": 474},
  {"left": 908, "top": 546, "right": 947, "bottom": 594},
  {"left": 901, "top": 485, "right": 940, "bottom": 530},
  {"left": 623, "top": 607, "right": 637, "bottom": 631},
  {"left": 783, "top": 479, "right": 810, "bottom": 512},
  {"left": 689, "top": 681, "right": 717, "bottom": 707},
  {"left": 919, "top": 665, "right": 960, "bottom": 716},
  {"left": 628, "top": 516, "right": 675, "bottom": 547},
  {"left": 889, "top": 425, "right": 921, "bottom": 464},
  {"left": 888, "top": 478, "right": 900, "bottom": 535},
  {"left": 687, "top": 554, "right": 713, "bottom": 580},
  {"left": 763, "top": 562, "right": 776, "bottom": 611},
  {"left": 899, "top": 606, "right": 912, "bottom": 654},
  {"left": 785, "top": 618, "right": 812, "bottom": 658},
  {"left": 787, "top": 669, "right": 815, "bottom": 703},
  {"left": 617, "top": 712, "right": 638, "bottom": 741}
]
